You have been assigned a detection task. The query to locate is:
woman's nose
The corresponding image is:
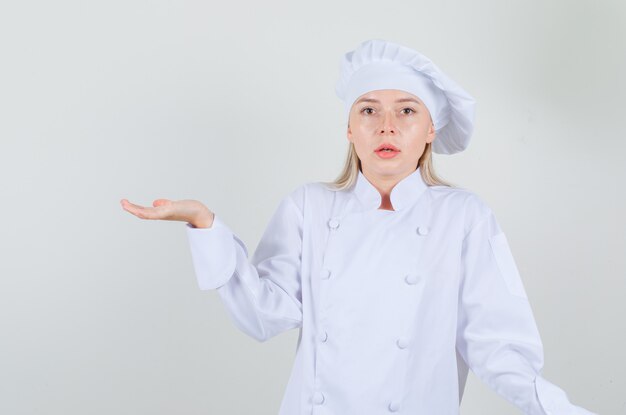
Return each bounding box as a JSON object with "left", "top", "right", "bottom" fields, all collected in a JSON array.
[{"left": 379, "top": 111, "right": 396, "bottom": 134}]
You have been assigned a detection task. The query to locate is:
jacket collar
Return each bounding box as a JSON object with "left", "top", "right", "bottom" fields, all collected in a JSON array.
[{"left": 352, "top": 166, "right": 429, "bottom": 211}]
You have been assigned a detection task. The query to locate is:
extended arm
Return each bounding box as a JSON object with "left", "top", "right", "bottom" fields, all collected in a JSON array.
[
  {"left": 456, "top": 208, "right": 596, "bottom": 415},
  {"left": 186, "top": 194, "right": 304, "bottom": 342}
]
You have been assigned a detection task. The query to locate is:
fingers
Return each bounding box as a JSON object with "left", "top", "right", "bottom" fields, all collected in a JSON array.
[
  {"left": 120, "top": 198, "right": 164, "bottom": 220},
  {"left": 120, "top": 199, "right": 144, "bottom": 211}
]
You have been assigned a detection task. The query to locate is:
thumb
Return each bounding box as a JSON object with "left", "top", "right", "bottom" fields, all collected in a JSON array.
[{"left": 153, "top": 199, "right": 172, "bottom": 207}]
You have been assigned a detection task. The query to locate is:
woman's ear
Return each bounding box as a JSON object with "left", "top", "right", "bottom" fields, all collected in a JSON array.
[
  {"left": 347, "top": 123, "right": 352, "bottom": 143},
  {"left": 426, "top": 121, "right": 436, "bottom": 143}
]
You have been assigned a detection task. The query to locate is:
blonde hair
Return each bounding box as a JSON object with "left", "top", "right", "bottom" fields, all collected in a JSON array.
[{"left": 321, "top": 140, "right": 456, "bottom": 190}]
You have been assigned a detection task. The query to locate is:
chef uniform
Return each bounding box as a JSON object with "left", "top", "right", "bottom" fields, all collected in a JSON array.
[{"left": 185, "top": 39, "right": 596, "bottom": 415}]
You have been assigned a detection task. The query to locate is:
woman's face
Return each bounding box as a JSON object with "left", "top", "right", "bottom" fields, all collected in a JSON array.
[{"left": 347, "top": 89, "right": 435, "bottom": 177}]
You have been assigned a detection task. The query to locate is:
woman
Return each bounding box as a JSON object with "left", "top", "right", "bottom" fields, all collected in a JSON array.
[{"left": 121, "top": 39, "right": 596, "bottom": 414}]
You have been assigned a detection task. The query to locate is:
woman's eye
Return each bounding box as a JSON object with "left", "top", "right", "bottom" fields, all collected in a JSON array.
[{"left": 360, "top": 107, "right": 414, "bottom": 115}]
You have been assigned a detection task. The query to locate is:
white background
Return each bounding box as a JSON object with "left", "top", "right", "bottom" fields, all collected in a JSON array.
[{"left": 0, "top": 0, "right": 623, "bottom": 413}]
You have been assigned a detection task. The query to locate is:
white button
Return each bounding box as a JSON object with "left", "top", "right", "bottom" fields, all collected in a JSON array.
[
  {"left": 321, "top": 269, "right": 331, "bottom": 279},
  {"left": 417, "top": 226, "right": 429, "bottom": 235},
  {"left": 328, "top": 218, "right": 340, "bottom": 229},
  {"left": 313, "top": 391, "right": 325, "bottom": 404},
  {"left": 396, "top": 337, "right": 408, "bottom": 349},
  {"left": 388, "top": 401, "right": 400, "bottom": 412},
  {"left": 318, "top": 331, "right": 328, "bottom": 342},
  {"left": 404, "top": 274, "right": 419, "bottom": 285}
]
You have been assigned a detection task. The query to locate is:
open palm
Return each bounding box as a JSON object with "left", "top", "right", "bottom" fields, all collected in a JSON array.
[{"left": 120, "top": 198, "right": 214, "bottom": 228}]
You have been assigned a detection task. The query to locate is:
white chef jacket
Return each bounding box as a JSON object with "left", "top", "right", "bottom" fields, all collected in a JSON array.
[{"left": 185, "top": 166, "right": 596, "bottom": 415}]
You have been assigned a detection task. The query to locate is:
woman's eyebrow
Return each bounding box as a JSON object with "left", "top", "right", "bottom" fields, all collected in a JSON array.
[{"left": 355, "top": 97, "right": 421, "bottom": 105}]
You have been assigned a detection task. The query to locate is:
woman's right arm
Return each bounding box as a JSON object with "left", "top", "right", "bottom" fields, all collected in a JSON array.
[
  {"left": 120, "top": 192, "right": 304, "bottom": 343},
  {"left": 185, "top": 194, "right": 304, "bottom": 342}
]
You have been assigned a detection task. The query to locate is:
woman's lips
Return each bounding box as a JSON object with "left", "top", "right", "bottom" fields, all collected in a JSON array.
[
  {"left": 375, "top": 142, "right": 400, "bottom": 151},
  {"left": 375, "top": 149, "right": 400, "bottom": 159}
]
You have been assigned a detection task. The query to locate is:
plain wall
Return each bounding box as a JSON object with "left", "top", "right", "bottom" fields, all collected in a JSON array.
[{"left": 0, "top": 0, "right": 624, "bottom": 413}]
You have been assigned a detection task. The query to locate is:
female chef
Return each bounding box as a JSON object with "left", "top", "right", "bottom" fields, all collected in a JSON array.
[{"left": 121, "top": 39, "right": 596, "bottom": 415}]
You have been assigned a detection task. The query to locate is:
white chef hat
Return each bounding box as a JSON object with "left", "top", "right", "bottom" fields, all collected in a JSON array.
[{"left": 335, "top": 39, "right": 476, "bottom": 155}]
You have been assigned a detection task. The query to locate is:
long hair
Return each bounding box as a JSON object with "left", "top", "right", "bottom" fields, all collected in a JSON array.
[{"left": 320, "top": 140, "right": 456, "bottom": 190}]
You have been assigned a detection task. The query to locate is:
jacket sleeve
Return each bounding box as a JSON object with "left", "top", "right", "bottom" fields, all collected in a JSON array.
[
  {"left": 185, "top": 193, "right": 303, "bottom": 343},
  {"left": 456, "top": 207, "right": 597, "bottom": 415}
]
